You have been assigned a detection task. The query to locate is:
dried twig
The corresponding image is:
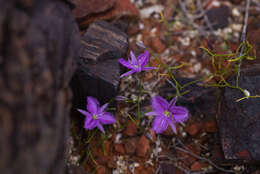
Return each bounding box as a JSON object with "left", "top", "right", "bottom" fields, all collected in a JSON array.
[
  {"left": 178, "top": 0, "right": 218, "bottom": 37},
  {"left": 173, "top": 139, "right": 236, "bottom": 173},
  {"left": 158, "top": 159, "right": 217, "bottom": 174},
  {"left": 196, "top": 0, "right": 215, "bottom": 33},
  {"left": 237, "top": 0, "right": 251, "bottom": 81},
  {"left": 252, "top": 0, "right": 260, "bottom": 7},
  {"left": 178, "top": 0, "right": 209, "bottom": 36}
]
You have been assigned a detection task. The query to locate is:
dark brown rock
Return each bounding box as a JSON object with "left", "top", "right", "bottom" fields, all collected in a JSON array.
[
  {"left": 135, "top": 166, "right": 154, "bottom": 174},
  {"left": 124, "top": 121, "right": 138, "bottom": 136},
  {"left": 190, "top": 161, "right": 208, "bottom": 171},
  {"left": 70, "top": 20, "right": 128, "bottom": 108},
  {"left": 203, "top": 119, "right": 217, "bottom": 133},
  {"left": 91, "top": 142, "right": 110, "bottom": 165},
  {"left": 206, "top": 5, "right": 230, "bottom": 30},
  {"left": 218, "top": 65, "right": 260, "bottom": 161},
  {"left": 72, "top": 0, "right": 116, "bottom": 19},
  {"left": 124, "top": 137, "right": 138, "bottom": 155},
  {"left": 107, "top": 157, "right": 117, "bottom": 169},
  {"left": 0, "top": 1, "right": 80, "bottom": 174},
  {"left": 78, "top": 0, "right": 139, "bottom": 28},
  {"left": 186, "top": 122, "right": 203, "bottom": 137},
  {"left": 151, "top": 36, "right": 166, "bottom": 54},
  {"left": 96, "top": 165, "right": 110, "bottom": 174},
  {"left": 136, "top": 135, "right": 150, "bottom": 157},
  {"left": 114, "top": 143, "right": 126, "bottom": 155}
]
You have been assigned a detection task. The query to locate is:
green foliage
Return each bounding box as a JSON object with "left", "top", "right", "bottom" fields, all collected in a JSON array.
[
  {"left": 158, "top": 11, "right": 259, "bottom": 102},
  {"left": 201, "top": 41, "right": 260, "bottom": 101},
  {"left": 152, "top": 40, "right": 259, "bottom": 102}
]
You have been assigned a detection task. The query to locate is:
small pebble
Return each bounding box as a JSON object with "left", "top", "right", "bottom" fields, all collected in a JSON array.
[
  {"left": 232, "top": 8, "right": 240, "bottom": 17},
  {"left": 115, "top": 133, "right": 122, "bottom": 143},
  {"left": 193, "top": 63, "right": 201, "bottom": 73},
  {"left": 178, "top": 37, "right": 190, "bottom": 46},
  {"left": 243, "top": 89, "right": 250, "bottom": 97},
  {"left": 191, "top": 50, "right": 196, "bottom": 57},
  {"left": 139, "top": 23, "right": 144, "bottom": 30}
]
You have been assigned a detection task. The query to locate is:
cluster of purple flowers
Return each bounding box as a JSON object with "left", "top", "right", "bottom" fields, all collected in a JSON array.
[{"left": 78, "top": 50, "right": 189, "bottom": 134}]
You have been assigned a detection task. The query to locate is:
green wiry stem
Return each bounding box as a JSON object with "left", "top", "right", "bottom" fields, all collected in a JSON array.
[
  {"left": 137, "top": 74, "right": 143, "bottom": 126},
  {"left": 153, "top": 55, "right": 205, "bottom": 100},
  {"left": 157, "top": 59, "right": 182, "bottom": 97}
]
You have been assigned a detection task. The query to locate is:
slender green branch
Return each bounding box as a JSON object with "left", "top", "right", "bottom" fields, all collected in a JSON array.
[{"left": 137, "top": 74, "right": 143, "bottom": 126}]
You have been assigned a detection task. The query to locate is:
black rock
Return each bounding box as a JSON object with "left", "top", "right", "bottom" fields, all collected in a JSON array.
[
  {"left": 0, "top": 1, "right": 80, "bottom": 174},
  {"left": 218, "top": 65, "right": 260, "bottom": 161},
  {"left": 71, "top": 20, "right": 128, "bottom": 108},
  {"left": 206, "top": 5, "right": 230, "bottom": 30}
]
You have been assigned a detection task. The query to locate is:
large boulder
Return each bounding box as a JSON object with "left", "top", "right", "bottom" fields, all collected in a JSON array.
[
  {"left": 0, "top": 0, "right": 80, "bottom": 174},
  {"left": 70, "top": 20, "right": 128, "bottom": 108},
  {"left": 218, "top": 65, "right": 260, "bottom": 161}
]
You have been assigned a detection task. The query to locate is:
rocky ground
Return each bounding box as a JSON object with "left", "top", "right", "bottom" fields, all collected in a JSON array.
[{"left": 68, "top": 0, "right": 260, "bottom": 174}]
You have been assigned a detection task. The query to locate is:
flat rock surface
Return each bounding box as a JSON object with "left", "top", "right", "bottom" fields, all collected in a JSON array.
[{"left": 218, "top": 65, "right": 260, "bottom": 161}]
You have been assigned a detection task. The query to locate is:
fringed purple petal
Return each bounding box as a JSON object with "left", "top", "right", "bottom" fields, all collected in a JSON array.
[
  {"left": 151, "top": 95, "right": 168, "bottom": 112},
  {"left": 168, "top": 97, "right": 177, "bottom": 110},
  {"left": 168, "top": 120, "right": 177, "bottom": 133},
  {"left": 145, "top": 111, "right": 160, "bottom": 116},
  {"left": 87, "top": 96, "right": 99, "bottom": 114},
  {"left": 152, "top": 116, "right": 168, "bottom": 133},
  {"left": 142, "top": 66, "right": 157, "bottom": 71},
  {"left": 130, "top": 51, "right": 138, "bottom": 65},
  {"left": 171, "top": 106, "right": 189, "bottom": 123},
  {"left": 118, "top": 58, "right": 134, "bottom": 69},
  {"left": 98, "top": 103, "right": 108, "bottom": 114},
  {"left": 139, "top": 50, "right": 149, "bottom": 67},
  {"left": 99, "top": 113, "right": 116, "bottom": 125},
  {"left": 120, "top": 70, "right": 136, "bottom": 78},
  {"left": 77, "top": 109, "right": 91, "bottom": 117},
  {"left": 97, "top": 123, "right": 105, "bottom": 133},
  {"left": 84, "top": 117, "right": 97, "bottom": 130},
  {"left": 136, "top": 65, "right": 142, "bottom": 72}
]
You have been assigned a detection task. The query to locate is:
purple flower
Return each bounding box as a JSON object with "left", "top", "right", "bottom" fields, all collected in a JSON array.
[
  {"left": 118, "top": 50, "right": 156, "bottom": 78},
  {"left": 77, "top": 96, "right": 116, "bottom": 133},
  {"left": 145, "top": 96, "right": 189, "bottom": 134}
]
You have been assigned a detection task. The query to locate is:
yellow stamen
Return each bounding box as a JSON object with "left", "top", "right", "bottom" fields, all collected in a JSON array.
[
  {"left": 164, "top": 110, "right": 170, "bottom": 117},
  {"left": 92, "top": 114, "right": 98, "bottom": 119}
]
